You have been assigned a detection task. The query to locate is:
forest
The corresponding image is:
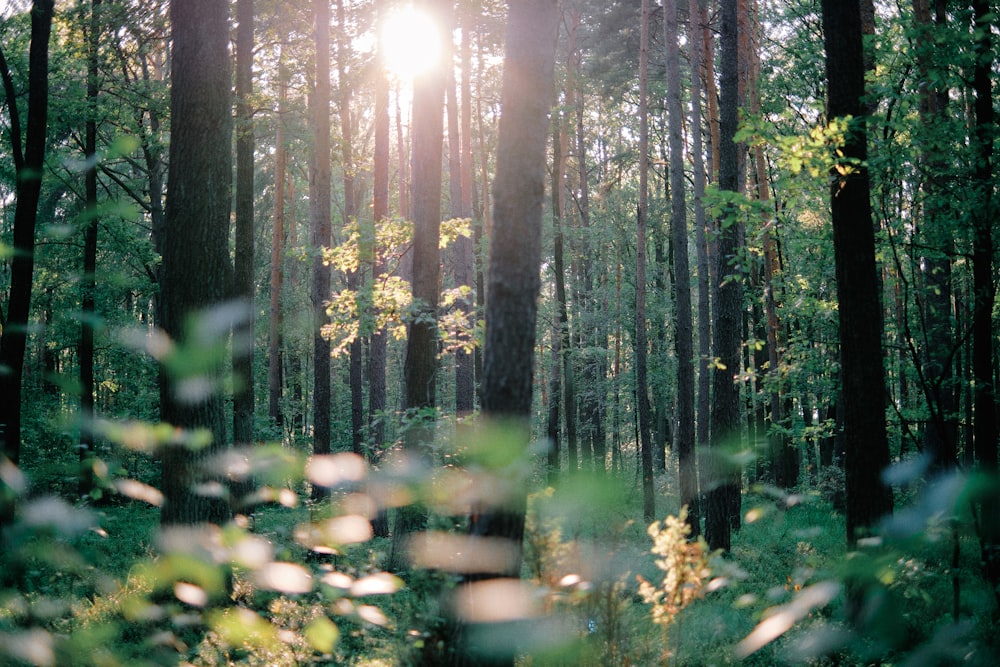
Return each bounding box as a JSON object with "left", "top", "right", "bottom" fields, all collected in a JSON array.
[{"left": 0, "top": 0, "right": 998, "bottom": 664}]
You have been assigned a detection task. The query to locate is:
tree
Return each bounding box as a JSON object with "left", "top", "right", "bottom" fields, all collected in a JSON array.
[
  {"left": 233, "top": 0, "right": 255, "bottom": 452},
  {"left": 310, "top": 0, "right": 333, "bottom": 499},
  {"left": 665, "top": 0, "right": 698, "bottom": 535},
  {"left": 158, "top": 0, "right": 233, "bottom": 525},
  {"left": 390, "top": 0, "right": 448, "bottom": 569},
  {"left": 79, "top": 0, "right": 102, "bottom": 496},
  {"left": 636, "top": 0, "right": 655, "bottom": 524},
  {"left": 0, "top": 0, "right": 54, "bottom": 470},
  {"left": 705, "top": 0, "right": 745, "bottom": 553},
  {"left": 452, "top": 1, "right": 558, "bottom": 663},
  {"left": 820, "top": 0, "right": 893, "bottom": 546},
  {"left": 970, "top": 0, "right": 998, "bottom": 589},
  {"left": 268, "top": 55, "right": 287, "bottom": 428}
]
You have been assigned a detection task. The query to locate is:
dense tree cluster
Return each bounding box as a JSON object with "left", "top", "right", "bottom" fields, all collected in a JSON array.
[{"left": 0, "top": 0, "right": 998, "bottom": 664}]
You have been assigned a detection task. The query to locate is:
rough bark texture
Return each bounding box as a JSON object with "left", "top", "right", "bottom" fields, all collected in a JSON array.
[
  {"left": 0, "top": 0, "right": 54, "bottom": 467},
  {"left": 665, "top": 0, "right": 699, "bottom": 535},
  {"left": 310, "top": 0, "right": 333, "bottom": 496},
  {"left": 80, "top": 0, "right": 101, "bottom": 495},
  {"left": 159, "top": 0, "right": 233, "bottom": 525},
  {"left": 636, "top": 0, "right": 655, "bottom": 525},
  {"left": 971, "top": 0, "right": 999, "bottom": 591},
  {"left": 268, "top": 59, "right": 287, "bottom": 428},
  {"left": 705, "top": 0, "right": 744, "bottom": 553},
  {"left": 821, "top": 0, "right": 894, "bottom": 546},
  {"left": 390, "top": 0, "right": 448, "bottom": 570},
  {"left": 233, "top": 0, "right": 255, "bottom": 453},
  {"left": 452, "top": 1, "right": 557, "bottom": 663}
]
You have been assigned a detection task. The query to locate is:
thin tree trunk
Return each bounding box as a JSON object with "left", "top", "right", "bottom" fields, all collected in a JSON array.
[
  {"left": 79, "top": 0, "right": 101, "bottom": 496},
  {"left": 335, "top": 0, "right": 364, "bottom": 456},
  {"left": 390, "top": 0, "right": 448, "bottom": 571},
  {"left": 233, "top": 0, "right": 255, "bottom": 454},
  {"left": 0, "top": 0, "right": 54, "bottom": 468},
  {"left": 268, "top": 57, "right": 287, "bottom": 428},
  {"left": 666, "top": 0, "right": 699, "bottom": 535},
  {"left": 636, "top": 0, "right": 655, "bottom": 524},
  {"left": 310, "top": 0, "right": 333, "bottom": 499}
]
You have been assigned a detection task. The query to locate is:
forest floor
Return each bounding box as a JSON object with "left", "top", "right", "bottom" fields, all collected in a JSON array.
[{"left": 8, "top": 444, "right": 1000, "bottom": 665}]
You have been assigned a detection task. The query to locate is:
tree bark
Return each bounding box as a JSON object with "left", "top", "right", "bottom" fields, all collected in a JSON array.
[
  {"left": 159, "top": 0, "right": 233, "bottom": 525},
  {"left": 79, "top": 0, "right": 101, "bottom": 496},
  {"left": 666, "top": 0, "right": 699, "bottom": 535},
  {"left": 390, "top": 0, "right": 448, "bottom": 570},
  {"left": 310, "top": 0, "right": 333, "bottom": 499},
  {"left": 268, "top": 56, "right": 287, "bottom": 429},
  {"left": 821, "top": 0, "right": 894, "bottom": 546},
  {"left": 336, "top": 0, "right": 364, "bottom": 456},
  {"left": 971, "top": 0, "right": 999, "bottom": 590},
  {"left": 0, "top": 0, "right": 54, "bottom": 468},
  {"left": 636, "top": 0, "right": 655, "bottom": 525},
  {"left": 452, "top": 2, "right": 558, "bottom": 663},
  {"left": 706, "top": 0, "right": 744, "bottom": 552},
  {"left": 233, "top": 0, "right": 255, "bottom": 454}
]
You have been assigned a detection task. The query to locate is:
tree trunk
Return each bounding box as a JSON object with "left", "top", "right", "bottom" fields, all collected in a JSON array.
[
  {"left": 79, "top": 0, "right": 101, "bottom": 496},
  {"left": 233, "top": 0, "right": 255, "bottom": 454},
  {"left": 706, "top": 0, "right": 744, "bottom": 553},
  {"left": 335, "top": 0, "right": 364, "bottom": 456},
  {"left": 159, "top": 0, "right": 233, "bottom": 525},
  {"left": 310, "top": 0, "right": 333, "bottom": 499},
  {"left": 662, "top": 0, "right": 699, "bottom": 533},
  {"left": 821, "top": 0, "right": 894, "bottom": 546},
  {"left": 971, "top": 0, "right": 999, "bottom": 591},
  {"left": 452, "top": 2, "right": 557, "bottom": 663},
  {"left": 0, "top": 0, "right": 54, "bottom": 468},
  {"left": 390, "top": 0, "right": 448, "bottom": 570},
  {"left": 635, "top": 0, "right": 655, "bottom": 524},
  {"left": 268, "top": 57, "right": 287, "bottom": 429}
]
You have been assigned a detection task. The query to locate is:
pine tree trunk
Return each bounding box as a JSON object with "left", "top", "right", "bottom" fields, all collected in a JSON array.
[
  {"left": 79, "top": 0, "right": 101, "bottom": 496},
  {"left": 310, "top": 0, "right": 333, "bottom": 498},
  {"left": 0, "top": 0, "right": 54, "bottom": 468},
  {"left": 233, "top": 0, "right": 255, "bottom": 454},
  {"left": 666, "top": 0, "right": 699, "bottom": 535},
  {"left": 452, "top": 2, "right": 558, "bottom": 662},
  {"left": 159, "top": 0, "right": 233, "bottom": 525},
  {"left": 268, "top": 57, "right": 287, "bottom": 428},
  {"left": 636, "top": 0, "right": 655, "bottom": 524},
  {"left": 706, "top": 0, "right": 744, "bottom": 552},
  {"left": 821, "top": 0, "right": 894, "bottom": 546}
]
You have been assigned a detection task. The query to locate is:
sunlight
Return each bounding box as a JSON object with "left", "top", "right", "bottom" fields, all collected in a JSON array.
[{"left": 380, "top": 4, "right": 443, "bottom": 80}]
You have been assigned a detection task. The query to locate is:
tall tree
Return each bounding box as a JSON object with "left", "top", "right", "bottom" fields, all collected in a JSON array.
[
  {"left": 233, "top": 0, "right": 255, "bottom": 452},
  {"left": 912, "top": 0, "right": 957, "bottom": 470},
  {"left": 79, "top": 0, "right": 102, "bottom": 495},
  {"left": 636, "top": 0, "right": 655, "bottom": 524},
  {"left": 705, "top": 0, "right": 744, "bottom": 552},
  {"left": 971, "top": 0, "right": 998, "bottom": 589},
  {"left": 337, "top": 0, "right": 364, "bottom": 455},
  {"left": 665, "top": 0, "right": 699, "bottom": 534},
  {"left": 310, "top": 0, "right": 333, "bottom": 497},
  {"left": 453, "top": 1, "right": 558, "bottom": 663},
  {"left": 390, "top": 0, "right": 448, "bottom": 569},
  {"left": 268, "top": 56, "right": 288, "bottom": 428},
  {"left": 821, "top": 0, "right": 893, "bottom": 546},
  {"left": 0, "top": 0, "right": 55, "bottom": 468},
  {"left": 159, "top": 0, "right": 233, "bottom": 525}
]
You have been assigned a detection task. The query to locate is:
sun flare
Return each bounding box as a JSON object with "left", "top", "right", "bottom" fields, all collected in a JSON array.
[{"left": 380, "top": 5, "right": 443, "bottom": 79}]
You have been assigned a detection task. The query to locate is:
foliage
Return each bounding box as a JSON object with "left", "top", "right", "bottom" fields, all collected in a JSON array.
[{"left": 636, "top": 507, "right": 712, "bottom": 635}]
